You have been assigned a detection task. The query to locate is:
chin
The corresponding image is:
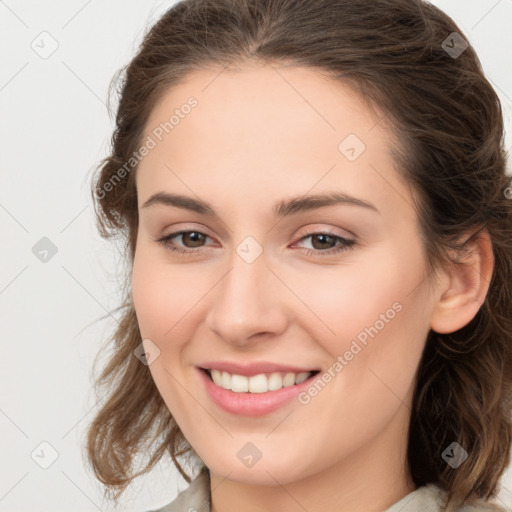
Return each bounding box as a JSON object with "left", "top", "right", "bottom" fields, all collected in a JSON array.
[{"left": 202, "top": 450, "right": 313, "bottom": 487}]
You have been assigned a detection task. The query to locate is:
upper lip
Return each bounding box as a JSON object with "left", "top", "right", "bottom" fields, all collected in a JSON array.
[{"left": 199, "top": 361, "right": 319, "bottom": 376}]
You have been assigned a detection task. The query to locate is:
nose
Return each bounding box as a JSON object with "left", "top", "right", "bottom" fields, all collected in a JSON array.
[{"left": 204, "top": 248, "right": 288, "bottom": 347}]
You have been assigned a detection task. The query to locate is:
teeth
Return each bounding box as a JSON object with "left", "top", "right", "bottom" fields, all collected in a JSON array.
[
  {"left": 208, "top": 369, "right": 313, "bottom": 393},
  {"left": 231, "top": 374, "right": 249, "bottom": 392},
  {"left": 221, "top": 370, "right": 231, "bottom": 390}
]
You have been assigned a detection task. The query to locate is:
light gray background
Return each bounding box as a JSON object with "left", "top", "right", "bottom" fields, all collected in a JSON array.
[{"left": 1, "top": 0, "right": 511, "bottom": 510}]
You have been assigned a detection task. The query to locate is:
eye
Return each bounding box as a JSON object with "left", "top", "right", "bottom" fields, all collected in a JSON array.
[
  {"left": 294, "top": 232, "right": 356, "bottom": 256},
  {"left": 156, "top": 230, "right": 356, "bottom": 257},
  {"left": 157, "top": 230, "right": 213, "bottom": 255}
]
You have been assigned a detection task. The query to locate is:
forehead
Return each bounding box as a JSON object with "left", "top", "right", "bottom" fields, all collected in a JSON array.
[
  {"left": 143, "top": 61, "right": 386, "bottom": 147},
  {"left": 136, "top": 62, "right": 411, "bottom": 219}
]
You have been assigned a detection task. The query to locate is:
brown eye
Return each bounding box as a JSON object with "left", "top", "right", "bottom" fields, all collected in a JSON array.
[
  {"left": 310, "top": 233, "right": 337, "bottom": 250},
  {"left": 157, "top": 230, "right": 213, "bottom": 254},
  {"left": 295, "top": 232, "right": 356, "bottom": 257},
  {"left": 181, "top": 231, "right": 207, "bottom": 248}
]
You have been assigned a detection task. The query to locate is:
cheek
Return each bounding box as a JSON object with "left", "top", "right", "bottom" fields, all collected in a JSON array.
[
  {"left": 285, "top": 244, "right": 426, "bottom": 345},
  {"left": 131, "top": 246, "right": 202, "bottom": 419},
  {"left": 131, "top": 245, "right": 199, "bottom": 340},
  {"left": 288, "top": 242, "right": 430, "bottom": 402}
]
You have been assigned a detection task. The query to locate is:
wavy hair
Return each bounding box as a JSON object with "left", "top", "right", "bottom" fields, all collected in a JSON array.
[{"left": 84, "top": 1, "right": 512, "bottom": 510}]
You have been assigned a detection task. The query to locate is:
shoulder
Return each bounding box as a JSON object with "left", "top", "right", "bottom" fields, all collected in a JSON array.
[
  {"left": 145, "top": 470, "right": 211, "bottom": 512},
  {"left": 385, "top": 483, "right": 506, "bottom": 512}
]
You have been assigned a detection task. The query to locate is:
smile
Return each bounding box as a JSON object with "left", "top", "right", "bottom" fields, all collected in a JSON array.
[
  {"left": 198, "top": 367, "right": 321, "bottom": 416},
  {"left": 204, "top": 368, "right": 318, "bottom": 393}
]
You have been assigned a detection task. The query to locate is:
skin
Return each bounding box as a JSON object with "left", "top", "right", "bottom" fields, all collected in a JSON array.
[{"left": 131, "top": 61, "right": 494, "bottom": 512}]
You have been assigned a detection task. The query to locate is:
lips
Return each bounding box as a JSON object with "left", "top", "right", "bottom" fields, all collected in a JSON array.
[
  {"left": 197, "top": 365, "right": 321, "bottom": 416},
  {"left": 196, "top": 360, "right": 322, "bottom": 416}
]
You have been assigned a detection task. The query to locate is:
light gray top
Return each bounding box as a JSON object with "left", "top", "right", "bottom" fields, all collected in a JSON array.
[{"left": 146, "top": 470, "right": 504, "bottom": 512}]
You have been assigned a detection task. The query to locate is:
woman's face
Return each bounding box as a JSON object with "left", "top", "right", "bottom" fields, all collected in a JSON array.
[{"left": 132, "top": 62, "right": 438, "bottom": 486}]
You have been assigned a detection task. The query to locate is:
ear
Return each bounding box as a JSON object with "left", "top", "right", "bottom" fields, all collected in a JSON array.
[{"left": 430, "top": 228, "right": 494, "bottom": 334}]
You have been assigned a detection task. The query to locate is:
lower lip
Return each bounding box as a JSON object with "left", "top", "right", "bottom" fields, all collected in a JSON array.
[{"left": 197, "top": 367, "right": 318, "bottom": 416}]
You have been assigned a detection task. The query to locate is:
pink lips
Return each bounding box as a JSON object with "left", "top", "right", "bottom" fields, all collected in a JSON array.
[{"left": 197, "top": 362, "right": 320, "bottom": 416}]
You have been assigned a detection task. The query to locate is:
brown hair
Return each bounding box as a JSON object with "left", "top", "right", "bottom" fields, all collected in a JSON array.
[{"left": 85, "top": 1, "right": 512, "bottom": 510}]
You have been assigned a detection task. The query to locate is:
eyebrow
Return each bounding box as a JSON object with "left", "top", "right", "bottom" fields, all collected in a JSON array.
[{"left": 141, "top": 191, "right": 379, "bottom": 217}]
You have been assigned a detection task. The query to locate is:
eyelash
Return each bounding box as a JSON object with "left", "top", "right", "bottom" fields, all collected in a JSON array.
[{"left": 156, "top": 230, "right": 356, "bottom": 257}]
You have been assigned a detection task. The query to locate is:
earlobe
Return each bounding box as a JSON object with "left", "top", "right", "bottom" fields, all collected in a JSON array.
[{"left": 429, "top": 229, "right": 494, "bottom": 335}]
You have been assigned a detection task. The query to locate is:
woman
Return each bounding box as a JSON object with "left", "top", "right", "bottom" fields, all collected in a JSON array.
[{"left": 85, "top": 0, "right": 512, "bottom": 511}]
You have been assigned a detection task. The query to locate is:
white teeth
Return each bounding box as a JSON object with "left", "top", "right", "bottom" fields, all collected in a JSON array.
[
  {"left": 283, "top": 372, "right": 296, "bottom": 387},
  {"left": 211, "top": 369, "right": 222, "bottom": 386},
  {"left": 231, "top": 374, "right": 249, "bottom": 392},
  {"left": 221, "top": 371, "right": 231, "bottom": 390},
  {"left": 268, "top": 372, "right": 283, "bottom": 391},
  {"left": 208, "top": 369, "right": 313, "bottom": 393},
  {"left": 295, "top": 372, "right": 310, "bottom": 384},
  {"left": 248, "top": 374, "right": 268, "bottom": 393}
]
